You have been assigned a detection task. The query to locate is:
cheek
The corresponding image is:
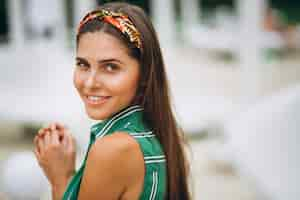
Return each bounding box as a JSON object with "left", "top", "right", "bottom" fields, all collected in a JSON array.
[
  {"left": 107, "top": 71, "right": 139, "bottom": 96},
  {"left": 73, "top": 70, "right": 83, "bottom": 91}
]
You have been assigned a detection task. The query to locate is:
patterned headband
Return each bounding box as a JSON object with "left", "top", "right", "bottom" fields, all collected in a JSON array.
[{"left": 78, "top": 9, "right": 142, "bottom": 50}]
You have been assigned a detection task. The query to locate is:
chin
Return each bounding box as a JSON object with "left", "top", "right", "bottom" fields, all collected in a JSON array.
[
  {"left": 86, "top": 110, "right": 109, "bottom": 120},
  {"left": 87, "top": 114, "right": 103, "bottom": 120},
  {"left": 83, "top": 98, "right": 135, "bottom": 120},
  {"left": 84, "top": 106, "right": 110, "bottom": 120}
]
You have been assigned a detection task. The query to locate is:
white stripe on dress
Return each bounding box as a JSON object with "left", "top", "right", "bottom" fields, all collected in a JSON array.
[
  {"left": 144, "top": 155, "right": 165, "bottom": 160},
  {"left": 149, "top": 171, "right": 158, "bottom": 200},
  {"left": 133, "top": 134, "right": 155, "bottom": 138},
  {"left": 152, "top": 172, "right": 158, "bottom": 200},
  {"left": 95, "top": 105, "right": 141, "bottom": 137},
  {"left": 94, "top": 105, "right": 141, "bottom": 136},
  {"left": 91, "top": 106, "right": 139, "bottom": 133},
  {"left": 96, "top": 108, "right": 143, "bottom": 138},
  {"left": 95, "top": 107, "right": 143, "bottom": 138},
  {"left": 145, "top": 159, "right": 166, "bottom": 164},
  {"left": 130, "top": 131, "right": 153, "bottom": 136}
]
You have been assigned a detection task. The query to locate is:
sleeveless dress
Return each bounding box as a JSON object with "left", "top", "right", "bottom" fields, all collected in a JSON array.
[{"left": 62, "top": 105, "right": 167, "bottom": 200}]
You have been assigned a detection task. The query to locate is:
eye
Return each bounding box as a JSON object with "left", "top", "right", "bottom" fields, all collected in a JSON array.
[
  {"left": 104, "top": 63, "right": 119, "bottom": 72},
  {"left": 76, "top": 61, "right": 89, "bottom": 70}
]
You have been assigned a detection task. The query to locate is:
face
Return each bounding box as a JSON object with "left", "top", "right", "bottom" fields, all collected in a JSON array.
[{"left": 74, "top": 32, "right": 140, "bottom": 120}]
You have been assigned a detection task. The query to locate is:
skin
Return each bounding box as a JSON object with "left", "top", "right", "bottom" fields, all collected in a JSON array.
[
  {"left": 34, "top": 123, "right": 76, "bottom": 200},
  {"left": 74, "top": 32, "right": 140, "bottom": 120},
  {"left": 34, "top": 32, "right": 145, "bottom": 200}
]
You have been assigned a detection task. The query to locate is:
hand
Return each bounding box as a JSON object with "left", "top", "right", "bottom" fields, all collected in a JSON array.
[{"left": 33, "top": 122, "right": 76, "bottom": 188}]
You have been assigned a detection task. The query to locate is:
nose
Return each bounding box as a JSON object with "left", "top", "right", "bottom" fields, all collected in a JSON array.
[{"left": 85, "top": 70, "right": 102, "bottom": 90}]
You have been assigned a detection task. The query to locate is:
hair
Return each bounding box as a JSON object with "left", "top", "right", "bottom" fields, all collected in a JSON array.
[{"left": 76, "top": 2, "right": 191, "bottom": 200}]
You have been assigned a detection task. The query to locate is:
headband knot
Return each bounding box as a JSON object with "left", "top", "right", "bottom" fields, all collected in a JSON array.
[{"left": 78, "top": 9, "right": 142, "bottom": 50}]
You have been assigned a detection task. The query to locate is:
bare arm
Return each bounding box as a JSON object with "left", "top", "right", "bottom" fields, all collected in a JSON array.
[
  {"left": 51, "top": 177, "right": 70, "bottom": 200},
  {"left": 78, "top": 132, "right": 145, "bottom": 200}
]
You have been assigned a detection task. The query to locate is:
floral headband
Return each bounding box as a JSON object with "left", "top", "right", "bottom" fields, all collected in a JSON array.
[{"left": 78, "top": 9, "right": 142, "bottom": 50}]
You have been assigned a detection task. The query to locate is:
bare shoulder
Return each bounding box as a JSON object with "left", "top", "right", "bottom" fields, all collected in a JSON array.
[
  {"left": 78, "top": 132, "right": 144, "bottom": 199},
  {"left": 90, "top": 132, "right": 142, "bottom": 160}
]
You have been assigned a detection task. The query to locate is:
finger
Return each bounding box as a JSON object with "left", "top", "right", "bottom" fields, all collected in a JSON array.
[
  {"left": 52, "top": 128, "right": 65, "bottom": 142},
  {"left": 34, "top": 135, "right": 42, "bottom": 150},
  {"left": 37, "top": 129, "right": 44, "bottom": 137},
  {"left": 44, "top": 131, "right": 51, "bottom": 147},
  {"left": 67, "top": 134, "right": 75, "bottom": 152},
  {"left": 33, "top": 148, "right": 41, "bottom": 160},
  {"left": 49, "top": 122, "right": 64, "bottom": 132},
  {"left": 33, "top": 135, "right": 38, "bottom": 146},
  {"left": 49, "top": 129, "right": 54, "bottom": 144},
  {"left": 57, "top": 124, "right": 70, "bottom": 139},
  {"left": 51, "top": 130, "right": 60, "bottom": 146},
  {"left": 37, "top": 127, "right": 50, "bottom": 138},
  {"left": 64, "top": 134, "right": 75, "bottom": 153},
  {"left": 34, "top": 136, "right": 40, "bottom": 152},
  {"left": 62, "top": 133, "right": 69, "bottom": 149},
  {"left": 54, "top": 122, "right": 66, "bottom": 131},
  {"left": 37, "top": 137, "right": 44, "bottom": 154},
  {"left": 50, "top": 123, "right": 58, "bottom": 132},
  {"left": 33, "top": 149, "right": 43, "bottom": 166},
  {"left": 55, "top": 123, "right": 69, "bottom": 140}
]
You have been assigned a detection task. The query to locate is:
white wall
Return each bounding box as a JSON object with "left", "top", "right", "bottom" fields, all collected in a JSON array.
[{"left": 225, "top": 84, "right": 300, "bottom": 200}]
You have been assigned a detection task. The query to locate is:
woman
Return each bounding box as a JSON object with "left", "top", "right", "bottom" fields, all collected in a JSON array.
[{"left": 34, "top": 2, "right": 191, "bottom": 200}]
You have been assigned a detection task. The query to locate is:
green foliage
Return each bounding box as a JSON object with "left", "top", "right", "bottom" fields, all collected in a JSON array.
[
  {"left": 270, "top": 0, "right": 300, "bottom": 24},
  {"left": 201, "top": 0, "right": 235, "bottom": 10},
  {"left": 0, "top": 0, "right": 8, "bottom": 36}
]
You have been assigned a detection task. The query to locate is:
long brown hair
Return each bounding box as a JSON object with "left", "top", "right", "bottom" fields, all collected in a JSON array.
[{"left": 77, "top": 2, "right": 191, "bottom": 199}]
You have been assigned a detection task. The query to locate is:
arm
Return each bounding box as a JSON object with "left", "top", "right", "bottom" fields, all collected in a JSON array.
[
  {"left": 51, "top": 177, "right": 71, "bottom": 200},
  {"left": 78, "top": 132, "right": 145, "bottom": 200}
]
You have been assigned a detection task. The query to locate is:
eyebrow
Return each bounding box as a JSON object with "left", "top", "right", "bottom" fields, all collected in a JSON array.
[
  {"left": 76, "top": 57, "right": 124, "bottom": 65},
  {"left": 76, "top": 57, "right": 88, "bottom": 63}
]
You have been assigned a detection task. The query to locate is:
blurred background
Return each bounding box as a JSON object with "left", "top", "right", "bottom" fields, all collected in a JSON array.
[{"left": 0, "top": 0, "right": 299, "bottom": 199}]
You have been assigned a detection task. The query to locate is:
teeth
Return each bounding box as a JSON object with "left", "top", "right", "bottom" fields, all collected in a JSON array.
[{"left": 87, "top": 96, "right": 103, "bottom": 101}]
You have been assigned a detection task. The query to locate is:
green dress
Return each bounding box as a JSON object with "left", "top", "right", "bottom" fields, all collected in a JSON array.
[{"left": 62, "top": 105, "right": 167, "bottom": 200}]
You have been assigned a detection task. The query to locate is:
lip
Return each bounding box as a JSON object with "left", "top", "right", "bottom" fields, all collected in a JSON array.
[{"left": 84, "top": 95, "right": 111, "bottom": 106}]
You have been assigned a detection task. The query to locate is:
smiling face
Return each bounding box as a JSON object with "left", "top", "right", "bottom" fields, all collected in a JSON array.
[{"left": 74, "top": 32, "right": 140, "bottom": 120}]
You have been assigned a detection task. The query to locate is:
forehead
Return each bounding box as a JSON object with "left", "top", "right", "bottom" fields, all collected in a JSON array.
[{"left": 76, "top": 32, "right": 129, "bottom": 60}]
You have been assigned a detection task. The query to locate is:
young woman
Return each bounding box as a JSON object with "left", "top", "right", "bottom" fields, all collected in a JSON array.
[{"left": 34, "top": 2, "right": 191, "bottom": 200}]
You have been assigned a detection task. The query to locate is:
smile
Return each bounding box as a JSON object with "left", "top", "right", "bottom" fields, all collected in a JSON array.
[{"left": 85, "top": 95, "right": 111, "bottom": 105}]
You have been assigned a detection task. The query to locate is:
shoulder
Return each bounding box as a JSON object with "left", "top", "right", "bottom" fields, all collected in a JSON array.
[
  {"left": 78, "top": 132, "right": 144, "bottom": 199},
  {"left": 89, "top": 132, "right": 142, "bottom": 160}
]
